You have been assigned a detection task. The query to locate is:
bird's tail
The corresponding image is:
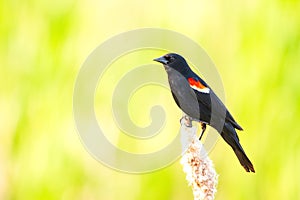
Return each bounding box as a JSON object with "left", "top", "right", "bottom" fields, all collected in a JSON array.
[
  {"left": 221, "top": 123, "right": 255, "bottom": 173},
  {"left": 233, "top": 148, "right": 255, "bottom": 173}
]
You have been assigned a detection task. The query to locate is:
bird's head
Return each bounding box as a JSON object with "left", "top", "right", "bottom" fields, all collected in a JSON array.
[{"left": 153, "top": 53, "right": 190, "bottom": 73}]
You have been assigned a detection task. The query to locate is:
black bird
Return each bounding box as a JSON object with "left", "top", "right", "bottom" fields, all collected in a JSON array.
[{"left": 154, "top": 53, "right": 255, "bottom": 173}]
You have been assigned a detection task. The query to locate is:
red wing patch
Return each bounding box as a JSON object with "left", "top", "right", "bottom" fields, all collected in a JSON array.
[{"left": 188, "top": 78, "right": 210, "bottom": 93}]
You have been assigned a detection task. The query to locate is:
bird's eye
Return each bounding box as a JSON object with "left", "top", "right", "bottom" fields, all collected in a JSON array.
[
  {"left": 164, "top": 55, "right": 170, "bottom": 60},
  {"left": 164, "top": 55, "right": 173, "bottom": 61}
]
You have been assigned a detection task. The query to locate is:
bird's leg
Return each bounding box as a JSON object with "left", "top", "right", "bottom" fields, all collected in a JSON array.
[{"left": 199, "top": 123, "right": 206, "bottom": 140}]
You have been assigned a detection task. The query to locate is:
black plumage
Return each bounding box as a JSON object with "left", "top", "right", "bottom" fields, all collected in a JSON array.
[{"left": 154, "top": 53, "right": 255, "bottom": 173}]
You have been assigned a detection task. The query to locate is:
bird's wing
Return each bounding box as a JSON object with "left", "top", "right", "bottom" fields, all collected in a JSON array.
[{"left": 187, "top": 77, "right": 243, "bottom": 131}]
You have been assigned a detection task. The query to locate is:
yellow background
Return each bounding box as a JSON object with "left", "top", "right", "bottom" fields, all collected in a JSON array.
[{"left": 1, "top": 0, "right": 300, "bottom": 199}]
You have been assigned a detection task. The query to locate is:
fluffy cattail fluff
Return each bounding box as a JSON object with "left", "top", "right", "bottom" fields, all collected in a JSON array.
[{"left": 180, "top": 115, "right": 218, "bottom": 200}]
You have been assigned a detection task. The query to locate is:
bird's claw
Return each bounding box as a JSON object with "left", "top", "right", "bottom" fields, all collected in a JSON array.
[{"left": 180, "top": 115, "right": 192, "bottom": 127}]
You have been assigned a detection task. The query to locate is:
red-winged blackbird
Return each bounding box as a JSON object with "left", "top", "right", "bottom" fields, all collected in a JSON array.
[{"left": 154, "top": 53, "right": 255, "bottom": 173}]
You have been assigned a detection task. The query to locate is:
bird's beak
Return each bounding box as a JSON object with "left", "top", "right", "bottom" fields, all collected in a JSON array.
[{"left": 153, "top": 56, "right": 168, "bottom": 65}]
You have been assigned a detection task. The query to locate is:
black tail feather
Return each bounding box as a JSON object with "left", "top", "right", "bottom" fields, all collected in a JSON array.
[
  {"left": 234, "top": 149, "right": 255, "bottom": 173},
  {"left": 221, "top": 123, "right": 255, "bottom": 173}
]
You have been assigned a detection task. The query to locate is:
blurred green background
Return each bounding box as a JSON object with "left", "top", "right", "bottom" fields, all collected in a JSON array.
[{"left": 1, "top": 0, "right": 300, "bottom": 199}]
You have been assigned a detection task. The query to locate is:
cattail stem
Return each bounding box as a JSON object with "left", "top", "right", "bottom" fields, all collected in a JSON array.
[{"left": 180, "top": 115, "right": 218, "bottom": 200}]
